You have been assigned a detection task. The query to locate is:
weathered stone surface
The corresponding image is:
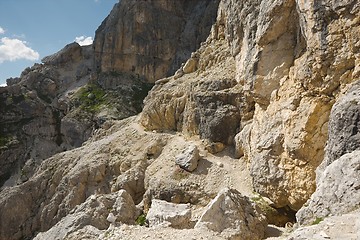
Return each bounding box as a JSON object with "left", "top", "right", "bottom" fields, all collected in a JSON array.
[
  {"left": 175, "top": 144, "right": 200, "bottom": 172},
  {"left": 296, "top": 151, "right": 360, "bottom": 225},
  {"left": 0, "top": 43, "right": 95, "bottom": 187},
  {"left": 247, "top": 94, "right": 332, "bottom": 210},
  {"left": 231, "top": 0, "right": 359, "bottom": 210},
  {"left": 295, "top": 80, "right": 360, "bottom": 225},
  {"left": 94, "top": 0, "right": 220, "bottom": 83},
  {"left": 0, "top": 119, "right": 168, "bottom": 240},
  {"left": 183, "top": 57, "right": 198, "bottom": 74},
  {"left": 140, "top": 45, "right": 241, "bottom": 147},
  {"left": 195, "top": 188, "right": 267, "bottom": 240},
  {"left": 318, "top": 80, "right": 360, "bottom": 176},
  {"left": 142, "top": 133, "right": 254, "bottom": 213},
  {"left": 288, "top": 210, "right": 360, "bottom": 240},
  {"left": 34, "top": 190, "right": 137, "bottom": 240},
  {"left": 147, "top": 199, "right": 192, "bottom": 229},
  {"left": 2, "top": 0, "right": 360, "bottom": 239},
  {"left": 42, "top": 42, "right": 83, "bottom": 66}
]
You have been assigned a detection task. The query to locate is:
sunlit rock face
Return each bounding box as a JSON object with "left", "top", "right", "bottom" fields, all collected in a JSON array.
[
  {"left": 141, "top": 0, "right": 360, "bottom": 210},
  {"left": 94, "top": 0, "right": 220, "bottom": 83}
]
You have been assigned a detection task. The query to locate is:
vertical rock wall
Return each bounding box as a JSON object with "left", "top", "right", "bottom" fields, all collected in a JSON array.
[
  {"left": 141, "top": 0, "right": 360, "bottom": 210},
  {"left": 94, "top": 0, "right": 220, "bottom": 82}
]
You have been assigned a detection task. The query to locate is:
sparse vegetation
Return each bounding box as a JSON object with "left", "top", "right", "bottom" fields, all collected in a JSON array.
[
  {"left": 312, "top": 217, "right": 324, "bottom": 225},
  {"left": 136, "top": 214, "right": 147, "bottom": 226},
  {"left": 75, "top": 83, "right": 106, "bottom": 113}
]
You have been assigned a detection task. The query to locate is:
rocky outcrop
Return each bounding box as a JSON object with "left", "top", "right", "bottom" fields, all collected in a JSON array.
[
  {"left": 0, "top": 117, "right": 255, "bottom": 240},
  {"left": 0, "top": 43, "right": 93, "bottom": 187},
  {"left": 0, "top": 0, "right": 222, "bottom": 188},
  {"left": 2, "top": 0, "right": 360, "bottom": 239},
  {"left": 94, "top": 0, "right": 220, "bottom": 83},
  {"left": 296, "top": 81, "right": 360, "bottom": 225},
  {"left": 140, "top": 37, "right": 241, "bottom": 148},
  {"left": 0, "top": 119, "right": 168, "bottom": 240},
  {"left": 34, "top": 190, "right": 137, "bottom": 240},
  {"left": 227, "top": 0, "right": 359, "bottom": 211},
  {"left": 288, "top": 210, "right": 360, "bottom": 240},
  {"left": 195, "top": 188, "right": 267, "bottom": 240},
  {"left": 141, "top": 0, "right": 360, "bottom": 211},
  {"left": 296, "top": 150, "right": 360, "bottom": 225},
  {"left": 146, "top": 199, "right": 192, "bottom": 228},
  {"left": 318, "top": 80, "right": 360, "bottom": 175}
]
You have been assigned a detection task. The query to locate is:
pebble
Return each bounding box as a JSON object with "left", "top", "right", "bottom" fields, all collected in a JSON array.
[{"left": 107, "top": 212, "right": 116, "bottom": 223}]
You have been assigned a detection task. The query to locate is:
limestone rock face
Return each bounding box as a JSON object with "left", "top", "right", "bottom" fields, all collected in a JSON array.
[
  {"left": 195, "top": 188, "right": 267, "bottom": 240},
  {"left": 296, "top": 81, "right": 360, "bottom": 225},
  {"left": 140, "top": 0, "right": 360, "bottom": 212},
  {"left": 296, "top": 150, "right": 360, "bottom": 225},
  {"left": 42, "top": 42, "right": 83, "bottom": 66},
  {"left": 318, "top": 80, "right": 360, "bottom": 175},
  {"left": 94, "top": 0, "right": 220, "bottom": 82},
  {"left": 140, "top": 36, "right": 241, "bottom": 148},
  {"left": 146, "top": 199, "right": 192, "bottom": 228},
  {"left": 288, "top": 210, "right": 360, "bottom": 240},
  {"left": 0, "top": 0, "right": 220, "bottom": 189},
  {"left": 231, "top": 0, "right": 360, "bottom": 210},
  {"left": 2, "top": 0, "right": 360, "bottom": 239},
  {"left": 34, "top": 190, "right": 137, "bottom": 240},
  {"left": 0, "top": 43, "right": 93, "bottom": 187},
  {"left": 0, "top": 119, "right": 168, "bottom": 240}
]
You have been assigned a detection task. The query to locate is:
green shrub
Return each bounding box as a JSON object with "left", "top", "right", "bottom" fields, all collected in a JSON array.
[
  {"left": 136, "top": 214, "right": 147, "bottom": 226},
  {"left": 75, "top": 83, "right": 106, "bottom": 113},
  {"left": 312, "top": 217, "right": 324, "bottom": 225}
]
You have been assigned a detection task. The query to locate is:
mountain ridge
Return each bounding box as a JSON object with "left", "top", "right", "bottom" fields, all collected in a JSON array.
[{"left": 1, "top": 0, "right": 360, "bottom": 239}]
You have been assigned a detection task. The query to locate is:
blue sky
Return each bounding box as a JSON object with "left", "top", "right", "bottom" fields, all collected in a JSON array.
[{"left": 0, "top": 0, "right": 118, "bottom": 86}]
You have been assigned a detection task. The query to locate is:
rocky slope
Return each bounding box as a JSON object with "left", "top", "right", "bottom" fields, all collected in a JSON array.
[
  {"left": 0, "top": 0, "right": 218, "bottom": 190},
  {"left": 1, "top": 0, "right": 360, "bottom": 239}
]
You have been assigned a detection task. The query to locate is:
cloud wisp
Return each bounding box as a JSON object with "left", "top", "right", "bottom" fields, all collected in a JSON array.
[
  {"left": 75, "top": 36, "right": 93, "bottom": 46},
  {"left": 0, "top": 37, "right": 40, "bottom": 63},
  {"left": 0, "top": 27, "right": 4, "bottom": 34}
]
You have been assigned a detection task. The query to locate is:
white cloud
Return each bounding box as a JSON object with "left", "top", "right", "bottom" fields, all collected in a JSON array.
[
  {"left": 0, "top": 37, "right": 40, "bottom": 63},
  {"left": 0, "top": 27, "right": 4, "bottom": 34},
  {"left": 75, "top": 36, "right": 93, "bottom": 46},
  {"left": 0, "top": 83, "right": 7, "bottom": 87}
]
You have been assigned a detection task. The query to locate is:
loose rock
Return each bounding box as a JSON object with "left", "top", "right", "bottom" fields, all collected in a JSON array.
[
  {"left": 146, "top": 199, "right": 192, "bottom": 229},
  {"left": 195, "top": 188, "right": 267, "bottom": 240},
  {"left": 175, "top": 144, "right": 200, "bottom": 172}
]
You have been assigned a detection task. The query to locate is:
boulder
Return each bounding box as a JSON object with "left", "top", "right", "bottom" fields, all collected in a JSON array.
[
  {"left": 175, "top": 144, "right": 200, "bottom": 172},
  {"left": 296, "top": 150, "right": 360, "bottom": 225},
  {"left": 146, "top": 199, "right": 192, "bottom": 229},
  {"left": 195, "top": 188, "right": 267, "bottom": 240}
]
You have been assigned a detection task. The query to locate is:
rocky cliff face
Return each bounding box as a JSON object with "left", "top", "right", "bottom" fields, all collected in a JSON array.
[
  {"left": 1, "top": 0, "right": 360, "bottom": 239},
  {"left": 0, "top": 0, "right": 219, "bottom": 190},
  {"left": 141, "top": 0, "right": 360, "bottom": 212},
  {"left": 94, "top": 0, "right": 220, "bottom": 82},
  {"left": 0, "top": 43, "right": 94, "bottom": 187}
]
